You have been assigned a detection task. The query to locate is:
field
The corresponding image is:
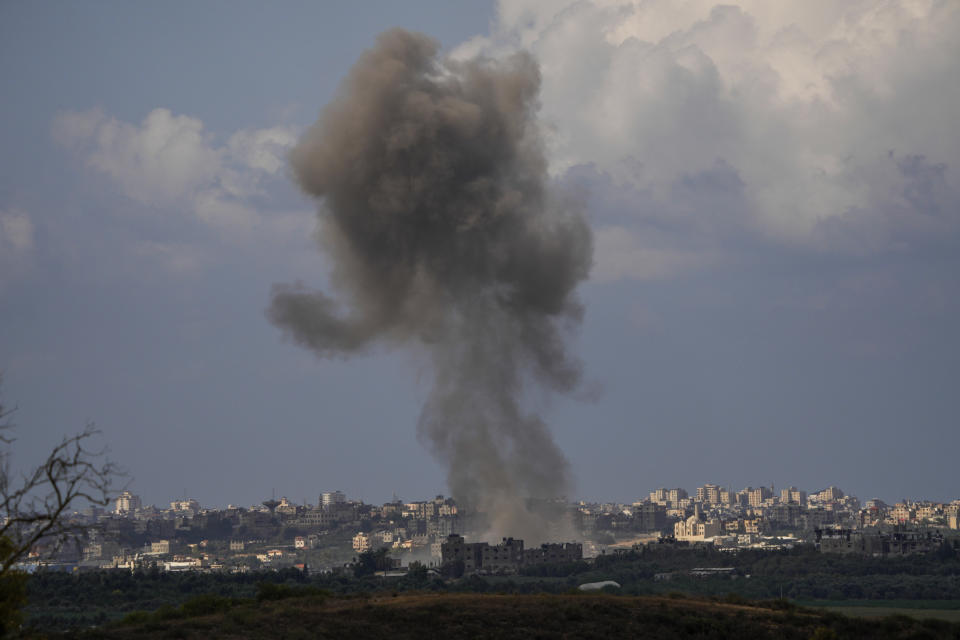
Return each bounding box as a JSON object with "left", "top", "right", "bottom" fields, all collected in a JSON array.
[
  {"left": 48, "top": 591, "right": 960, "bottom": 639},
  {"left": 813, "top": 605, "right": 960, "bottom": 622}
]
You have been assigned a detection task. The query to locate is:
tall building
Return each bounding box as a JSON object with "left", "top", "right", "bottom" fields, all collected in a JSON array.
[
  {"left": 781, "top": 487, "right": 807, "bottom": 506},
  {"left": 748, "top": 487, "right": 773, "bottom": 507},
  {"left": 696, "top": 484, "right": 721, "bottom": 505},
  {"left": 114, "top": 490, "right": 141, "bottom": 515},
  {"left": 321, "top": 490, "right": 346, "bottom": 508}
]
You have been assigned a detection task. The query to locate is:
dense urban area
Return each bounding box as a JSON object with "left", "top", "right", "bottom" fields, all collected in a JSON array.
[
  {"left": 16, "top": 484, "right": 960, "bottom": 575},
  {"left": 10, "top": 484, "right": 960, "bottom": 636}
]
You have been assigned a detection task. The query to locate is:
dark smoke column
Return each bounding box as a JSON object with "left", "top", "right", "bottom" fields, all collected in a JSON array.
[{"left": 270, "top": 29, "right": 591, "bottom": 542}]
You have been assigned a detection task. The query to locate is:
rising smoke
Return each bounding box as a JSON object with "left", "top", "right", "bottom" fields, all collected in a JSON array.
[{"left": 269, "top": 29, "right": 592, "bottom": 542}]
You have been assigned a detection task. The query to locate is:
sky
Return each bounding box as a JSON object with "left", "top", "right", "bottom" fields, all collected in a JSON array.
[{"left": 1, "top": 0, "right": 958, "bottom": 510}]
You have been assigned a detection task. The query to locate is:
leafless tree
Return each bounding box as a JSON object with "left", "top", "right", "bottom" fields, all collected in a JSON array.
[{"left": 0, "top": 379, "right": 121, "bottom": 577}]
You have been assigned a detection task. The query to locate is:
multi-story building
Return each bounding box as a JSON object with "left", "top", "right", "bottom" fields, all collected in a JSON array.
[
  {"left": 441, "top": 534, "right": 485, "bottom": 572},
  {"left": 743, "top": 518, "right": 762, "bottom": 534},
  {"left": 321, "top": 491, "right": 346, "bottom": 508},
  {"left": 525, "top": 542, "right": 583, "bottom": 565},
  {"left": 170, "top": 499, "right": 200, "bottom": 515},
  {"left": 441, "top": 535, "right": 582, "bottom": 573},
  {"left": 276, "top": 497, "right": 299, "bottom": 516},
  {"left": 114, "top": 491, "right": 142, "bottom": 515},
  {"left": 765, "top": 503, "right": 803, "bottom": 529},
  {"left": 481, "top": 538, "right": 525, "bottom": 572},
  {"left": 780, "top": 487, "right": 807, "bottom": 507},
  {"left": 891, "top": 503, "right": 914, "bottom": 523},
  {"left": 352, "top": 532, "right": 370, "bottom": 553},
  {"left": 748, "top": 487, "right": 774, "bottom": 508},
  {"left": 674, "top": 514, "right": 723, "bottom": 541},
  {"left": 150, "top": 540, "right": 171, "bottom": 554},
  {"left": 650, "top": 488, "right": 669, "bottom": 504},
  {"left": 815, "top": 487, "right": 844, "bottom": 502},
  {"left": 696, "top": 484, "right": 721, "bottom": 505},
  {"left": 632, "top": 502, "right": 666, "bottom": 532},
  {"left": 947, "top": 504, "right": 960, "bottom": 530},
  {"left": 293, "top": 507, "right": 339, "bottom": 529}
]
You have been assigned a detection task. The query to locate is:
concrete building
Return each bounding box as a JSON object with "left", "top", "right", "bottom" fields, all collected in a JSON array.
[
  {"left": 441, "top": 534, "right": 485, "bottom": 573},
  {"left": 481, "top": 538, "right": 525, "bottom": 572},
  {"left": 524, "top": 542, "right": 583, "bottom": 565},
  {"left": 441, "top": 535, "right": 582, "bottom": 573},
  {"left": 352, "top": 532, "right": 370, "bottom": 553},
  {"left": 649, "top": 488, "right": 669, "bottom": 504},
  {"left": 114, "top": 491, "right": 142, "bottom": 515},
  {"left": 674, "top": 510, "right": 723, "bottom": 541},
  {"left": 781, "top": 487, "right": 807, "bottom": 507},
  {"left": 632, "top": 502, "right": 666, "bottom": 532},
  {"left": 170, "top": 499, "right": 200, "bottom": 515},
  {"left": 321, "top": 491, "right": 346, "bottom": 508},
  {"left": 815, "top": 487, "right": 844, "bottom": 502},
  {"left": 765, "top": 503, "right": 804, "bottom": 529},
  {"left": 748, "top": 487, "right": 774, "bottom": 508},
  {"left": 696, "top": 484, "right": 721, "bottom": 505},
  {"left": 150, "top": 540, "right": 171, "bottom": 554}
]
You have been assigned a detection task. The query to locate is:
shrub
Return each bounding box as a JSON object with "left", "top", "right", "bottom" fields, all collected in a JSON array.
[
  {"left": 153, "top": 604, "right": 185, "bottom": 621},
  {"left": 256, "top": 582, "right": 328, "bottom": 603},
  {"left": 118, "top": 610, "right": 151, "bottom": 626},
  {"left": 181, "top": 594, "right": 234, "bottom": 617}
]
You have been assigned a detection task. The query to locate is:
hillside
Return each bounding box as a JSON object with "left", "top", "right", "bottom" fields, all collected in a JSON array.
[{"left": 58, "top": 592, "right": 960, "bottom": 639}]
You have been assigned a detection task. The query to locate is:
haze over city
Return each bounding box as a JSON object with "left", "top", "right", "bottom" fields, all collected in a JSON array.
[{"left": 1, "top": 0, "right": 958, "bottom": 515}]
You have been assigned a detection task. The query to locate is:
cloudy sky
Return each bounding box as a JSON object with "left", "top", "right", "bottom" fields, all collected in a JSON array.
[{"left": 2, "top": 0, "right": 958, "bottom": 509}]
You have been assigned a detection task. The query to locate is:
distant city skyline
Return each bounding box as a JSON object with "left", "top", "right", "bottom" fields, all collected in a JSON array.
[
  {"left": 111, "top": 481, "right": 954, "bottom": 513},
  {"left": 2, "top": 2, "right": 959, "bottom": 513}
]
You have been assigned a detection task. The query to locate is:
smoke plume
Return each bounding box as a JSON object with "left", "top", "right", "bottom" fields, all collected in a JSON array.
[{"left": 269, "top": 29, "right": 591, "bottom": 542}]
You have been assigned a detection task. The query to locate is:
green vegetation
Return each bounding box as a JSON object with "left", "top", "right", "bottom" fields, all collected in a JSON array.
[
  {"left": 39, "top": 592, "right": 960, "bottom": 639},
  {"left": 812, "top": 606, "right": 960, "bottom": 622},
  {"left": 21, "top": 543, "right": 960, "bottom": 634}
]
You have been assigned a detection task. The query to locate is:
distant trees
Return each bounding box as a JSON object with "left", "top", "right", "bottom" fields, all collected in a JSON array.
[{"left": 353, "top": 548, "right": 393, "bottom": 577}]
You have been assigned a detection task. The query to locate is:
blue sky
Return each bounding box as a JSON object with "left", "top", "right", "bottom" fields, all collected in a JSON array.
[{"left": 2, "top": 1, "right": 958, "bottom": 509}]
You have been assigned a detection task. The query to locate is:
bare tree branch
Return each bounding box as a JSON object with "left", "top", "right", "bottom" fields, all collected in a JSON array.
[{"left": 1, "top": 377, "right": 123, "bottom": 577}]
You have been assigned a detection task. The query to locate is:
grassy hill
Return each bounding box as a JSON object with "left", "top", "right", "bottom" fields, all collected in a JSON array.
[{"left": 53, "top": 591, "right": 960, "bottom": 639}]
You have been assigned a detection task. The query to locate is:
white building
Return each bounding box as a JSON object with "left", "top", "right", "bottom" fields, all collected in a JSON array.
[
  {"left": 674, "top": 514, "right": 723, "bottom": 542},
  {"left": 322, "top": 491, "right": 346, "bottom": 508},
  {"left": 114, "top": 491, "right": 142, "bottom": 514},
  {"left": 170, "top": 498, "right": 201, "bottom": 514}
]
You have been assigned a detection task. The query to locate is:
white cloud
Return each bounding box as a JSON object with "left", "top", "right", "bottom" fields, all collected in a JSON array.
[
  {"left": 228, "top": 126, "right": 298, "bottom": 175},
  {"left": 466, "top": 0, "right": 960, "bottom": 277},
  {"left": 53, "top": 108, "right": 220, "bottom": 206},
  {"left": 52, "top": 108, "right": 299, "bottom": 232}
]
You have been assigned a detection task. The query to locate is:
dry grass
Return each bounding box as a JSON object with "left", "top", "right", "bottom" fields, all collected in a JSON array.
[{"left": 69, "top": 592, "right": 960, "bottom": 640}]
